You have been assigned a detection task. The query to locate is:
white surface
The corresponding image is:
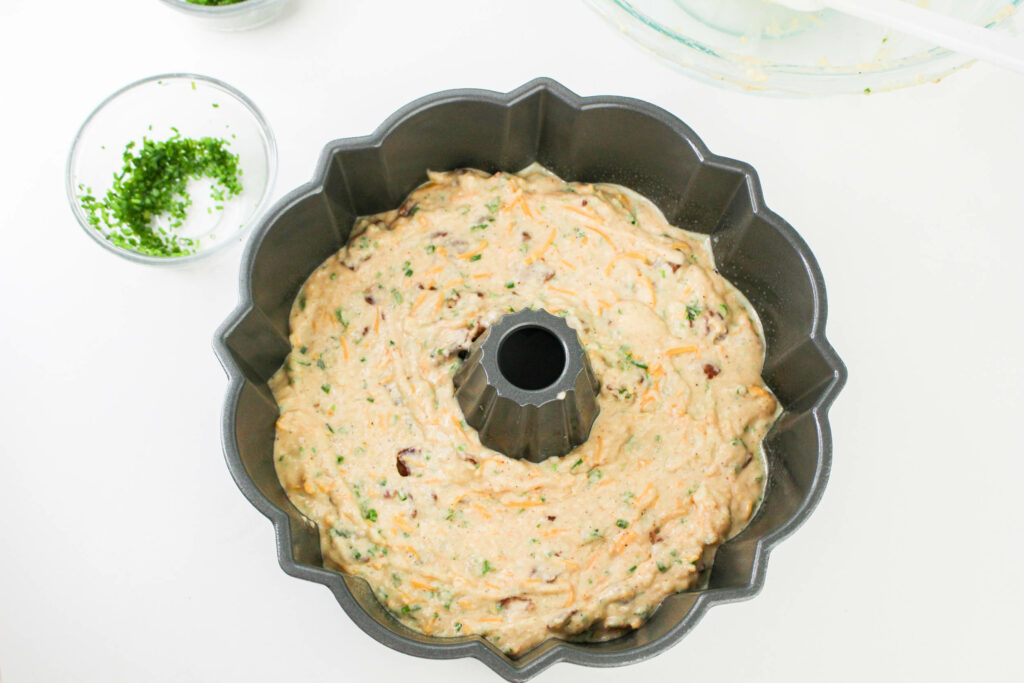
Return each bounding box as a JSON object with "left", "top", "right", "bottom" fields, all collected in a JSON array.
[{"left": 1, "top": 1, "right": 1022, "bottom": 681}]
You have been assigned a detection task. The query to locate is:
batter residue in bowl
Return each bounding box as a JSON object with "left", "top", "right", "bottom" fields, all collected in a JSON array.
[{"left": 270, "top": 165, "right": 778, "bottom": 654}]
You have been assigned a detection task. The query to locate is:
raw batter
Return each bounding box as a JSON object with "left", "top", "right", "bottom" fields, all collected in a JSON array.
[{"left": 270, "top": 165, "right": 777, "bottom": 655}]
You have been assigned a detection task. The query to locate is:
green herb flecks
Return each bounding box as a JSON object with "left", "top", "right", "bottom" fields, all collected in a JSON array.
[
  {"left": 334, "top": 308, "right": 350, "bottom": 328},
  {"left": 77, "top": 132, "right": 242, "bottom": 257},
  {"left": 620, "top": 345, "right": 648, "bottom": 370}
]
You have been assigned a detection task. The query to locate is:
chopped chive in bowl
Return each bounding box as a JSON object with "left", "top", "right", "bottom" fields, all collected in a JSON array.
[{"left": 78, "top": 133, "right": 243, "bottom": 258}]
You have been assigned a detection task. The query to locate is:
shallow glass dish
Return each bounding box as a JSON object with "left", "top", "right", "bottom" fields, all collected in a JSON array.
[
  {"left": 159, "top": 0, "right": 291, "bottom": 31},
  {"left": 66, "top": 73, "right": 277, "bottom": 265},
  {"left": 586, "top": 0, "right": 1023, "bottom": 95}
]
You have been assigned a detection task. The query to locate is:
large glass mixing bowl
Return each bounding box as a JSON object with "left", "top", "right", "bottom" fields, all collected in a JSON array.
[{"left": 585, "top": 0, "right": 1022, "bottom": 95}]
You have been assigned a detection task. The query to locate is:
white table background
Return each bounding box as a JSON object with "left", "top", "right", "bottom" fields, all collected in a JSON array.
[{"left": 2, "top": 1, "right": 1023, "bottom": 681}]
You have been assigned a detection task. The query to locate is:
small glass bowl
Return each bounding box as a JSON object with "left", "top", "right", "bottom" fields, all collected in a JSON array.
[
  {"left": 159, "top": 0, "right": 291, "bottom": 31},
  {"left": 66, "top": 73, "right": 277, "bottom": 265}
]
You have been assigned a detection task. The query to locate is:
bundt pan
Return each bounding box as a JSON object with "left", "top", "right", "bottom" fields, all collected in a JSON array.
[{"left": 214, "top": 78, "right": 846, "bottom": 681}]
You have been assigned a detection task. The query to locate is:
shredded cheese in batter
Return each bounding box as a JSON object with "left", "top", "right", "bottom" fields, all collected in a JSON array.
[{"left": 271, "top": 165, "right": 778, "bottom": 655}]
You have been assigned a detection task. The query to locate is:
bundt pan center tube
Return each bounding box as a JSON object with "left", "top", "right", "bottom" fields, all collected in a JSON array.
[
  {"left": 453, "top": 308, "right": 600, "bottom": 462},
  {"left": 214, "top": 78, "right": 846, "bottom": 681}
]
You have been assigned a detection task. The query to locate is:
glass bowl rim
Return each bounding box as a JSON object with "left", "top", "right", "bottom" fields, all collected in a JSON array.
[{"left": 158, "top": 0, "right": 283, "bottom": 15}]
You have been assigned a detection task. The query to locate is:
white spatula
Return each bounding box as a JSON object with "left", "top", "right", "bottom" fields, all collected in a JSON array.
[{"left": 776, "top": 0, "right": 1024, "bottom": 75}]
